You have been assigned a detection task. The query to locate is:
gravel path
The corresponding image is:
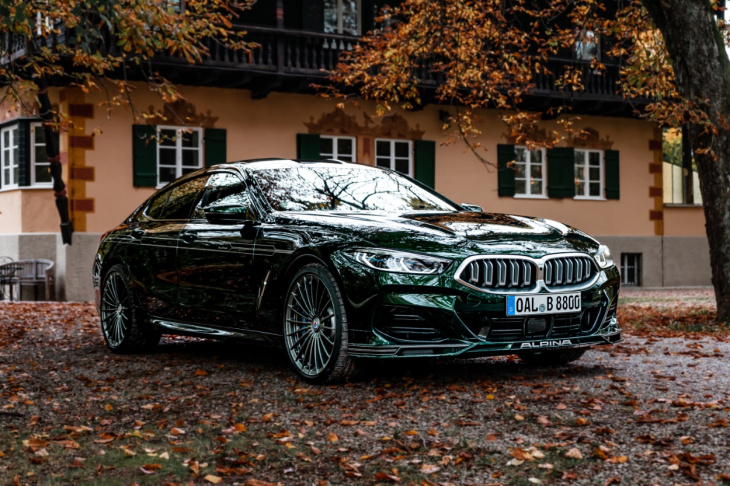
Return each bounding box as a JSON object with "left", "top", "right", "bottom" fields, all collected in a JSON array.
[{"left": 0, "top": 299, "right": 728, "bottom": 485}]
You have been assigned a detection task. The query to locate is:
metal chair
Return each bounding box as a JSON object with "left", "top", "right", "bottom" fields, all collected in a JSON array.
[
  {"left": 0, "top": 260, "right": 20, "bottom": 301},
  {"left": 12, "top": 259, "right": 56, "bottom": 301}
]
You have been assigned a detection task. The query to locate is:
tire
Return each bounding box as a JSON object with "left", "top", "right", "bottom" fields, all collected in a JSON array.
[
  {"left": 99, "top": 264, "right": 161, "bottom": 353},
  {"left": 517, "top": 348, "right": 587, "bottom": 366},
  {"left": 283, "top": 263, "right": 359, "bottom": 384}
]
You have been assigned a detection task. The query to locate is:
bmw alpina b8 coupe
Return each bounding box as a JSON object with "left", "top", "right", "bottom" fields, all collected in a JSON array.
[{"left": 94, "top": 159, "right": 621, "bottom": 383}]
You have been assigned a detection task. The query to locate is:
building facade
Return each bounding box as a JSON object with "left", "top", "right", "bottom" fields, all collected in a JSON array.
[{"left": 0, "top": 1, "right": 710, "bottom": 300}]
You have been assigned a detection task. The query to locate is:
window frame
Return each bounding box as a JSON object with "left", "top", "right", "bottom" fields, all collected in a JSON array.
[
  {"left": 156, "top": 125, "right": 203, "bottom": 189},
  {"left": 574, "top": 148, "right": 605, "bottom": 200},
  {"left": 375, "top": 138, "right": 413, "bottom": 177},
  {"left": 320, "top": 135, "right": 357, "bottom": 162},
  {"left": 30, "top": 122, "right": 53, "bottom": 188},
  {"left": 513, "top": 146, "right": 547, "bottom": 199},
  {"left": 1, "top": 124, "right": 20, "bottom": 190}
]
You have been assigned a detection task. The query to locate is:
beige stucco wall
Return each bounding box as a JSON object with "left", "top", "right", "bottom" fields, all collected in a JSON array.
[
  {"left": 0, "top": 189, "right": 58, "bottom": 234},
  {"left": 56, "top": 84, "right": 658, "bottom": 238},
  {"left": 664, "top": 205, "right": 706, "bottom": 236}
]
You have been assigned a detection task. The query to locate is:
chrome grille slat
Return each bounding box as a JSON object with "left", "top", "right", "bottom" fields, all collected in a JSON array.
[
  {"left": 509, "top": 260, "right": 519, "bottom": 287},
  {"left": 522, "top": 261, "right": 531, "bottom": 287},
  {"left": 484, "top": 260, "right": 493, "bottom": 286},
  {"left": 497, "top": 260, "right": 507, "bottom": 286},
  {"left": 565, "top": 258, "right": 573, "bottom": 284},
  {"left": 468, "top": 261, "right": 479, "bottom": 284}
]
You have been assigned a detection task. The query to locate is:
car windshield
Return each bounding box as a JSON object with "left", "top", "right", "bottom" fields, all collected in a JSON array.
[{"left": 252, "top": 166, "right": 459, "bottom": 212}]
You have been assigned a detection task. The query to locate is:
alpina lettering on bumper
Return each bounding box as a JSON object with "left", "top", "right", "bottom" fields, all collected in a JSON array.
[{"left": 519, "top": 339, "right": 573, "bottom": 349}]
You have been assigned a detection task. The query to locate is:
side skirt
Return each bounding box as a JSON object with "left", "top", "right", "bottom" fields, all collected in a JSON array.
[{"left": 152, "top": 319, "right": 279, "bottom": 342}]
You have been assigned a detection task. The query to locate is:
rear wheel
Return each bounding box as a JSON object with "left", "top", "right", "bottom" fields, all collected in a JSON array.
[
  {"left": 100, "top": 265, "right": 161, "bottom": 353},
  {"left": 518, "top": 348, "right": 587, "bottom": 365},
  {"left": 283, "top": 263, "right": 358, "bottom": 384}
]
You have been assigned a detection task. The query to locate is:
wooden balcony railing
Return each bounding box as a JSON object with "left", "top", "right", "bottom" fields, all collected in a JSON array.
[{"left": 2, "top": 25, "right": 627, "bottom": 103}]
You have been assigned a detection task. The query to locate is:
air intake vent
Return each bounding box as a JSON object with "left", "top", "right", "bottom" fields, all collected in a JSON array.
[
  {"left": 543, "top": 255, "right": 597, "bottom": 289},
  {"left": 457, "top": 257, "right": 537, "bottom": 291}
]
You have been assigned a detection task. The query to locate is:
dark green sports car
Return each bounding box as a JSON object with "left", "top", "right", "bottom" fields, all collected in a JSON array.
[{"left": 93, "top": 159, "right": 621, "bottom": 383}]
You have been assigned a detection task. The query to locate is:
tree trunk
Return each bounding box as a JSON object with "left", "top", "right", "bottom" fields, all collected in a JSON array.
[
  {"left": 641, "top": 0, "right": 730, "bottom": 321},
  {"left": 35, "top": 78, "right": 73, "bottom": 245}
]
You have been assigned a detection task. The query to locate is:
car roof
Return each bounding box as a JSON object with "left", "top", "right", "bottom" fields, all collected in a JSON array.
[{"left": 211, "top": 158, "right": 365, "bottom": 171}]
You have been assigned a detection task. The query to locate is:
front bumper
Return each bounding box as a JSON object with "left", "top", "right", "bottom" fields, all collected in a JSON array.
[
  {"left": 347, "top": 318, "right": 622, "bottom": 358},
  {"left": 332, "top": 252, "right": 622, "bottom": 359}
]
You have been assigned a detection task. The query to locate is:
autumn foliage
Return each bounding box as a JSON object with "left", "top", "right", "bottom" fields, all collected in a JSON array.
[{"left": 0, "top": 0, "right": 255, "bottom": 112}]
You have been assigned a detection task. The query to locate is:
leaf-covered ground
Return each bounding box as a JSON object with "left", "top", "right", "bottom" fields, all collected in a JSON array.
[{"left": 0, "top": 288, "right": 729, "bottom": 485}]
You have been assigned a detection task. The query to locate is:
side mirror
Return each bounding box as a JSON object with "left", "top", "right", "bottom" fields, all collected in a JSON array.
[
  {"left": 203, "top": 203, "right": 252, "bottom": 224},
  {"left": 460, "top": 203, "right": 483, "bottom": 213}
]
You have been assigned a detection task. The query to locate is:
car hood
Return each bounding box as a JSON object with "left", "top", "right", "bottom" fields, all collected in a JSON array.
[{"left": 273, "top": 211, "right": 600, "bottom": 259}]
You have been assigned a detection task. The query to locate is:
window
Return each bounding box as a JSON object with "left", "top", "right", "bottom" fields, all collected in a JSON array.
[
  {"left": 30, "top": 123, "right": 53, "bottom": 186},
  {"left": 663, "top": 127, "right": 702, "bottom": 205},
  {"left": 1, "top": 125, "right": 19, "bottom": 189},
  {"left": 157, "top": 126, "right": 203, "bottom": 187},
  {"left": 620, "top": 253, "right": 642, "bottom": 286},
  {"left": 320, "top": 135, "right": 356, "bottom": 162},
  {"left": 574, "top": 27, "right": 600, "bottom": 62},
  {"left": 162, "top": 0, "right": 183, "bottom": 14},
  {"left": 324, "top": 0, "right": 360, "bottom": 35},
  {"left": 514, "top": 146, "right": 546, "bottom": 197},
  {"left": 146, "top": 175, "right": 209, "bottom": 220},
  {"left": 574, "top": 149, "right": 603, "bottom": 199},
  {"left": 375, "top": 139, "right": 412, "bottom": 176},
  {"left": 192, "top": 172, "right": 252, "bottom": 220}
]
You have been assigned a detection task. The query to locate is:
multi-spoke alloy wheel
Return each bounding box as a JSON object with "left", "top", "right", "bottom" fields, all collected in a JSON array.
[
  {"left": 283, "top": 264, "right": 357, "bottom": 383},
  {"left": 101, "top": 270, "right": 132, "bottom": 348},
  {"left": 99, "top": 265, "right": 160, "bottom": 353}
]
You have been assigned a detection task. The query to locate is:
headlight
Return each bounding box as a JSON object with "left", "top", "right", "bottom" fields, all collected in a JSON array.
[
  {"left": 344, "top": 248, "right": 452, "bottom": 275},
  {"left": 594, "top": 244, "right": 614, "bottom": 268}
]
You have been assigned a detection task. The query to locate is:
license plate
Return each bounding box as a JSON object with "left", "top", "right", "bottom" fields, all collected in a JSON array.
[{"left": 506, "top": 293, "right": 581, "bottom": 316}]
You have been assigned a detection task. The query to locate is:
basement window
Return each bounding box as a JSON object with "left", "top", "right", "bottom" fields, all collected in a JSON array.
[{"left": 620, "top": 253, "right": 642, "bottom": 287}]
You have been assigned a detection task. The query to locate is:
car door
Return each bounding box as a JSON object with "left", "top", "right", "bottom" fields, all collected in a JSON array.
[
  {"left": 177, "top": 171, "right": 259, "bottom": 329},
  {"left": 124, "top": 175, "right": 209, "bottom": 319}
]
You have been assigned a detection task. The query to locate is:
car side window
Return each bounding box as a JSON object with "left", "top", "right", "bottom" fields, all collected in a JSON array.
[
  {"left": 150, "top": 175, "right": 210, "bottom": 221},
  {"left": 192, "top": 172, "right": 253, "bottom": 220},
  {"left": 145, "top": 190, "right": 170, "bottom": 220}
]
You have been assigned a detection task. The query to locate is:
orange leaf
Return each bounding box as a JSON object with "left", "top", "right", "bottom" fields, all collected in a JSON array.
[{"left": 565, "top": 448, "right": 583, "bottom": 459}]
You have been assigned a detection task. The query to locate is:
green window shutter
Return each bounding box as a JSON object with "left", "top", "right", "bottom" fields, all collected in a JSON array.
[
  {"left": 17, "top": 121, "right": 30, "bottom": 187},
  {"left": 605, "top": 150, "right": 620, "bottom": 199},
  {"left": 133, "top": 124, "right": 157, "bottom": 188},
  {"left": 204, "top": 128, "right": 227, "bottom": 167},
  {"left": 547, "top": 147, "right": 575, "bottom": 198},
  {"left": 296, "top": 133, "right": 321, "bottom": 159},
  {"left": 414, "top": 140, "right": 435, "bottom": 188},
  {"left": 497, "top": 144, "right": 516, "bottom": 197}
]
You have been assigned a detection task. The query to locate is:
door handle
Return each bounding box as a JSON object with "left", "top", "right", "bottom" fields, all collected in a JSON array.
[
  {"left": 131, "top": 228, "right": 145, "bottom": 239},
  {"left": 181, "top": 231, "right": 198, "bottom": 243}
]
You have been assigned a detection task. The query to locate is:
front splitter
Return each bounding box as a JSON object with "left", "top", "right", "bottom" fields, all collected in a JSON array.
[{"left": 347, "top": 330, "right": 622, "bottom": 359}]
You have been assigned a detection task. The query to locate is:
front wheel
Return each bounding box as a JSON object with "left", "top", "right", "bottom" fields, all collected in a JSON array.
[
  {"left": 283, "top": 264, "right": 358, "bottom": 384},
  {"left": 99, "top": 265, "right": 160, "bottom": 353},
  {"left": 517, "top": 348, "right": 587, "bottom": 366}
]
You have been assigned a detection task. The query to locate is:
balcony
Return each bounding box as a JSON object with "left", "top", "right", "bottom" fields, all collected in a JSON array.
[{"left": 3, "top": 25, "right": 638, "bottom": 114}]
